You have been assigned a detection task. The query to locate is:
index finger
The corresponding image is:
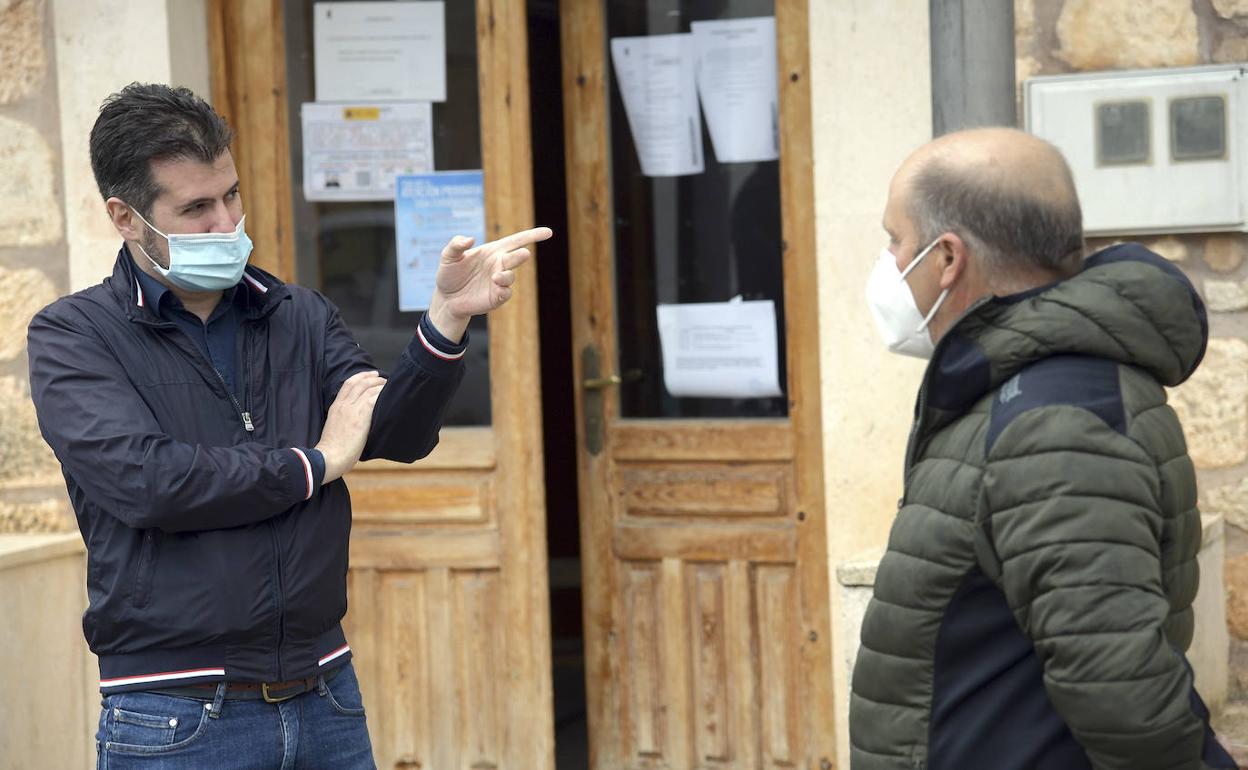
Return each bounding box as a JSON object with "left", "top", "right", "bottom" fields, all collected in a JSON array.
[{"left": 493, "top": 226, "right": 553, "bottom": 253}]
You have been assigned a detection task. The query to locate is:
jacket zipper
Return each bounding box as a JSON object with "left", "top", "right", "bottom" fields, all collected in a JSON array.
[
  {"left": 234, "top": 320, "right": 285, "bottom": 681},
  {"left": 199, "top": 322, "right": 254, "bottom": 433},
  {"left": 269, "top": 520, "right": 286, "bottom": 681}
]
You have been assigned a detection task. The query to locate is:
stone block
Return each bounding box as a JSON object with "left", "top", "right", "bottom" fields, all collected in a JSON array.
[
  {"left": 0, "top": 376, "right": 59, "bottom": 485},
  {"left": 0, "top": 498, "right": 70, "bottom": 533},
  {"left": 1205, "top": 234, "right": 1248, "bottom": 273},
  {"left": 1145, "top": 235, "right": 1188, "bottom": 263},
  {"left": 1205, "top": 279, "right": 1248, "bottom": 313},
  {"left": 0, "top": 116, "right": 62, "bottom": 246},
  {"left": 0, "top": 0, "right": 45, "bottom": 105},
  {"left": 1213, "top": 0, "right": 1248, "bottom": 18},
  {"left": 1228, "top": 552, "right": 1248, "bottom": 640},
  {"left": 1204, "top": 477, "right": 1248, "bottom": 532},
  {"left": 1214, "top": 34, "right": 1248, "bottom": 63},
  {"left": 1056, "top": 0, "right": 1201, "bottom": 70},
  {"left": 1171, "top": 339, "right": 1248, "bottom": 469},
  {"left": 0, "top": 267, "right": 55, "bottom": 361},
  {"left": 1015, "top": 0, "right": 1037, "bottom": 52}
]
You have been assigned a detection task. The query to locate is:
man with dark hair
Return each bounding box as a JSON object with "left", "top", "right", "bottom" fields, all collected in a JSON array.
[
  {"left": 27, "top": 82, "right": 550, "bottom": 768},
  {"left": 852, "top": 127, "right": 1235, "bottom": 769}
]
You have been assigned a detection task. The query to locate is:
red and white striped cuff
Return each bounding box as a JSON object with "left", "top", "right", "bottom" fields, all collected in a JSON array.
[{"left": 291, "top": 448, "right": 315, "bottom": 500}]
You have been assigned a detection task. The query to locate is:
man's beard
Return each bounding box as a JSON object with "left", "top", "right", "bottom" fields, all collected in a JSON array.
[{"left": 141, "top": 228, "right": 170, "bottom": 270}]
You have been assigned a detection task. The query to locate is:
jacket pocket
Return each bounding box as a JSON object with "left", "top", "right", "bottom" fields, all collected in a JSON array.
[{"left": 129, "top": 530, "right": 161, "bottom": 609}]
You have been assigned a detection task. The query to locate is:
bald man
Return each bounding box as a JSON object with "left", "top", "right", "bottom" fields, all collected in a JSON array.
[{"left": 850, "top": 128, "right": 1235, "bottom": 770}]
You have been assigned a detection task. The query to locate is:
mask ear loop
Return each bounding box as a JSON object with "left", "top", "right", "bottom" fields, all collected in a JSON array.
[
  {"left": 899, "top": 236, "right": 948, "bottom": 333},
  {"left": 917, "top": 288, "right": 950, "bottom": 333},
  {"left": 899, "top": 237, "right": 941, "bottom": 280}
]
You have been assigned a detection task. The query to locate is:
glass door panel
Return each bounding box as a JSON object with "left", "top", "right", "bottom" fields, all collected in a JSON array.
[
  {"left": 607, "top": 0, "right": 786, "bottom": 419},
  {"left": 284, "top": 0, "right": 490, "bottom": 425}
]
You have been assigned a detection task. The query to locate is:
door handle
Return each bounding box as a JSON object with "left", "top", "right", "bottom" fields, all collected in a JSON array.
[
  {"left": 582, "top": 374, "right": 622, "bottom": 390},
  {"left": 582, "top": 345, "right": 609, "bottom": 456}
]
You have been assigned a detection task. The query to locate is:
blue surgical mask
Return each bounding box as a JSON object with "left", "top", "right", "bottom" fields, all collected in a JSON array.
[{"left": 131, "top": 208, "right": 253, "bottom": 292}]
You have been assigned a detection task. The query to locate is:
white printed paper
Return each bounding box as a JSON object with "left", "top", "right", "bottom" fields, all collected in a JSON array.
[
  {"left": 314, "top": 1, "right": 447, "bottom": 102},
  {"left": 610, "top": 34, "right": 704, "bottom": 177},
  {"left": 394, "top": 171, "right": 485, "bottom": 312},
  {"left": 690, "top": 17, "right": 779, "bottom": 163},
  {"left": 301, "top": 102, "right": 434, "bottom": 202},
  {"left": 657, "top": 297, "right": 782, "bottom": 399}
]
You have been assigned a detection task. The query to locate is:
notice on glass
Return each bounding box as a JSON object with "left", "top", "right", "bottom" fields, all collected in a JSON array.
[
  {"left": 394, "top": 171, "right": 485, "bottom": 312},
  {"left": 314, "top": 1, "right": 447, "bottom": 102},
  {"left": 610, "top": 34, "right": 704, "bottom": 177},
  {"left": 690, "top": 17, "right": 779, "bottom": 163},
  {"left": 301, "top": 102, "right": 434, "bottom": 202},
  {"left": 657, "top": 297, "right": 782, "bottom": 399}
]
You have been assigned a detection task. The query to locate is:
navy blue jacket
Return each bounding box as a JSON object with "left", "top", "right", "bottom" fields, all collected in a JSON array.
[{"left": 27, "top": 249, "right": 465, "bottom": 692}]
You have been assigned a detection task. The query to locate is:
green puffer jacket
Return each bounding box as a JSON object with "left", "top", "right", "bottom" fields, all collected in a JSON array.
[{"left": 849, "top": 244, "right": 1235, "bottom": 770}]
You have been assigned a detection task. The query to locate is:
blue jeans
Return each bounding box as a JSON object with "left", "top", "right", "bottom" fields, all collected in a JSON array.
[{"left": 96, "top": 661, "right": 376, "bottom": 769}]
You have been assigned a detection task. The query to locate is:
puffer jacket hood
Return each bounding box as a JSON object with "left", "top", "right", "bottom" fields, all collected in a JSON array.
[{"left": 910, "top": 243, "right": 1207, "bottom": 462}]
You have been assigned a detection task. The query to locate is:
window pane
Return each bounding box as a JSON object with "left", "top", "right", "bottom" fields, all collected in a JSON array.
[
  {"left": 1171, "top": 95, "right": 1226, "bottom": 162},
  {"left": 1096, "top": 100, "right": 1151, "bottom": 166},
  {"left": 607, "top": 0, "right": 786, "bottom": 420},
  {"left": 283, "top": 0, "right": 490, "bottom": 425}
]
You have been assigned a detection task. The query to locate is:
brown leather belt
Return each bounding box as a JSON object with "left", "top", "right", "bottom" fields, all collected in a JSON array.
[{"left": 145, "top": 666, "right": 340, "bottom": 703}]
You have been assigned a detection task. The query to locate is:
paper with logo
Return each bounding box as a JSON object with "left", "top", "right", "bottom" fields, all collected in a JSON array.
[
  {"left": 610, "top": 34, "right": 704, "bottom": 177},
  {"left": 394, "top": 171, "right": 486, "bottom": 312},
  {"left": 314, "top": 1, "right": 447, "bottom": 102},
  {"left": 301, "top": 102, "right": 434, "bottom": 202},
  {"left": 656, "top": 297, "right": 782, "bottom": 398},
  {"left": 690, "top": 16, "right": 779, "bottom": 163}
]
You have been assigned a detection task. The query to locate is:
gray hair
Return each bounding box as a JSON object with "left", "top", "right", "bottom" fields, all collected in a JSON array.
[{"left": 908, "top": 159, "right": 1085, "bottom": 278}]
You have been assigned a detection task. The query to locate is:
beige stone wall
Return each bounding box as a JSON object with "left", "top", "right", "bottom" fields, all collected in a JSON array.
[
  {"left": 809, "top": 3, "right": 933, "bottom": 766},
  {"left": 1020, "top": 0, "right": 1248, "bottom": 701},
  {"left": 0, "top": 0, "right": 74, "bottom": 534},
  {"left": 0, "top": 0, "right": 213, "bottom": 535}
]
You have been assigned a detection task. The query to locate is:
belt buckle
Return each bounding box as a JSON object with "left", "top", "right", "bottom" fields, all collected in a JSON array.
[{"left": 261, "top": 681, "right": 300, "bottom": 704}]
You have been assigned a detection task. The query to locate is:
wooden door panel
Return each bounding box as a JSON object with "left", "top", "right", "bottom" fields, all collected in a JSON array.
[
  {"left": 563, "top": 1, "right": 833, "bottom": 767},
  {"left": 617, "top": 464, "right": 793, "bottom": 520},
  {"left": 612, "top": 555, "right": 807, "bottom": 770},
  {"left": 345, "top": 565, "right": 507, "bottom": 770}
]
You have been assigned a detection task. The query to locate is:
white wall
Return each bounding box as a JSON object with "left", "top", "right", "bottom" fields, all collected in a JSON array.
[{"left": 807, "top": 3, "right": 932, "bottom": 766}]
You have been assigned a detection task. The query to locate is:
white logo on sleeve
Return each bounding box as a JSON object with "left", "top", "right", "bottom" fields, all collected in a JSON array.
[{"left": 999, "top": 374, "right": 1023, "bottom": 405}]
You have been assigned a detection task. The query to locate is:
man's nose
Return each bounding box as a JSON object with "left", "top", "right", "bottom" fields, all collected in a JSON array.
[{"left": 207, "top": 202, "right": 238, "bottom": 233}]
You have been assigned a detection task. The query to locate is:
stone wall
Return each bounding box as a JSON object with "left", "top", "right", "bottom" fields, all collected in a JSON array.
[
  {"left": 1019, "top": 0, "right": 1248, "bottom": 699},
  {"left": 0, "top": 0, "right": 72, "bottom": 533}
]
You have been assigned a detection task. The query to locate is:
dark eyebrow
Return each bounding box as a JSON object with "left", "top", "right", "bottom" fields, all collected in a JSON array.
[{"left": 178, "top": 182, "right": 240, "bottom": 212}]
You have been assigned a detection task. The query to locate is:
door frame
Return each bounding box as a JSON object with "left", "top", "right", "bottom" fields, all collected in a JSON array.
[
  {"left": 207, "top": 1, "right": 556, "bottom": 767},
  {"left": 560, "top": 0, "right": 834, "bottom": 765}
]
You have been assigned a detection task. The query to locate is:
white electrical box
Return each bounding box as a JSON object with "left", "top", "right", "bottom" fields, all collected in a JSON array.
[{"left": 1025, "top": 64, "right": 1248, "bottom": 236}]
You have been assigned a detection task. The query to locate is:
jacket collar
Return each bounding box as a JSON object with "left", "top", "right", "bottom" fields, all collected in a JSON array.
[
  {"left": 909, "top": 242, "right": 1208, "bottom": 450},
  {"left": 108, "top": 245, "right": 291, "bottom": 322}
]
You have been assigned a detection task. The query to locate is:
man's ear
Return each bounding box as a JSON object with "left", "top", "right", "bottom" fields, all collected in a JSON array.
[
  {"left": 936, "top": 232, "right": 970, "bottom": 291},
  {"left": 105, "top": 198, "right": 142, "bottom": 241}
]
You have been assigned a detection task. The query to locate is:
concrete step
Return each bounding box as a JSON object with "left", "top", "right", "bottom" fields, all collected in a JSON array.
[{"left": 1212, "top": 702, "right": 1248, "bottom": 767}]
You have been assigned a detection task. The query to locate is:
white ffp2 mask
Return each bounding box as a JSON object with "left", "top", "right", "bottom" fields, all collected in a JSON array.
[{"left": 865, "top": 238, "right": 949, "bottom": 359}]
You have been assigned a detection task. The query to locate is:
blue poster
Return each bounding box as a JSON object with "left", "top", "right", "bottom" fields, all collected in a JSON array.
[{"left": 394, "top": 170, "right": 486, "bottom": 311}]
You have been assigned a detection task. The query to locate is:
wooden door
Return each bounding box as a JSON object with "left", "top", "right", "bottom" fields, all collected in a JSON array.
[
  {"left": 209, "top": 2, "right": 555, "bottom": 768},
  {"left": 561, "top": 1, "right": 835, "bottom": 768}
]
